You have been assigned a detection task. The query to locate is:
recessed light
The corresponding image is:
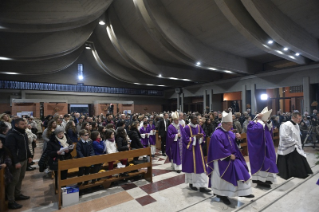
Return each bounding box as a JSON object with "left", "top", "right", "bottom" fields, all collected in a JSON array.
[
  {"left": 169, "top": 77, "right": 178, "bottom": 80},
  {"left": 209, "top": 67, "right": 217, "bottom": 70},
  {"left": 295, "top": 53, "right": 300, "bottom": 56},
  {"left": 78, "top": 75, "right": 83, "bottom": 80},
  {"left": 276, "top": 50, "right": 283, "bottom": 55},
  {"left": 182, "top": 79, "right": 191, "bottom": 81},
  {"left": 283, "top": 47, "right": 288, "bottom": 51},
  {"left": 158, "top": 85, "right": 165, "bottom": 87},
  {"left": 85, "top": 46, "right": 91, "bottom": 49},
  {"left": 289, "top": 56, "right": 295, "bottom": 59},
  {"left": 267, "top": 40, "right": 274, "bottom": 44},
  {"left": 1, "top": 72, "right": 18, "bottom": 75},
  {"left": 99, "top": 21, "right": 105, "bottom": 25},
  {"left": 134, "top": 83, "right": 140, "bottom": 85},
  {"left": 0, "top": 56, "right": 12, "bottom": 60},
  {"left": 224, "top": 70, "right": 232, "bottom": 73},
  {"left": 158, "top": 74, "right": 162, "bottom": 77},
  {"left": 196, "top": 62, "right": 201, "bottom": 66},
  {"left": 146, "top": 84, "right": 154, "bottom": 86}
]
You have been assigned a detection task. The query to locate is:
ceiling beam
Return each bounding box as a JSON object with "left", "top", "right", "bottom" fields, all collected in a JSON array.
[
  {"left": 214, "top": 0, "right": 307, "bottom": 65},
  {"left": 242, "top": 0, "right": 319, "bottom": 61}
]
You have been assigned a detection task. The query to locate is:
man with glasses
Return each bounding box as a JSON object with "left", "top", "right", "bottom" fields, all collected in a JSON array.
[{"left": 277, "top": 112, "right": 313, "bottom": 179}]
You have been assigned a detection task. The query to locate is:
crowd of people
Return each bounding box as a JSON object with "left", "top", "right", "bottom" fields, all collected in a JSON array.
[{"left": 0, "top": 106, "right": 317, "bottom": 209}]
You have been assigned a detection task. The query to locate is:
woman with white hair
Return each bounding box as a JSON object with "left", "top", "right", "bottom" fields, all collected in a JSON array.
[{"left": 166, "top": 112, "right": 186, "bottom": 173}]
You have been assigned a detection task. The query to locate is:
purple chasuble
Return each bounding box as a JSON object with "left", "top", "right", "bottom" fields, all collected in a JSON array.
[
  {"left": 182, "top": 124, "right": 206, "bottom": 174},
  {"left": 246, "top": 121, "right": 278, "bottom": 175},
  {"left": 139, "top": 127, "right": 150, "bottom": 148},
  {"left": 207, "top": 127, "right": 250, "bottom": 187},
  {"left": 166, "top": 124, "right": 185, "bottom": 166},
  {"left": 317, "top": 179, "right": 319, "bottom": 186},
  {"left": 147, "top": 125, "right": 156, "bottom": 146}
]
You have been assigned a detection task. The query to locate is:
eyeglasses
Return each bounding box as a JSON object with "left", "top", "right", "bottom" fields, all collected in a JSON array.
[{"left": 84, "top": 134, "right": 89, "bottom": 136}]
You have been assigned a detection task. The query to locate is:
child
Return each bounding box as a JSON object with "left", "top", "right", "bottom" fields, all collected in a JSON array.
[
  {"left": 76, "top": 129, "right": 95, "bottom": 185},
  {"left": 148, "top": 120, "right": 156, "bottom": 157},
  {"left": 139, "top": 122, "right": 150, "bottom": 148},
  {"left": 91, "top": 131, "right": 105, "bottom": 181},
  {"left": 105, "top": 130, "right": 128, "bottom": 174}
]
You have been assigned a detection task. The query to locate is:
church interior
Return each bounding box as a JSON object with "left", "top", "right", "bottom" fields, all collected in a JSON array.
[{"left": 0, "top": 0, "right": 319, "bottom": 211}]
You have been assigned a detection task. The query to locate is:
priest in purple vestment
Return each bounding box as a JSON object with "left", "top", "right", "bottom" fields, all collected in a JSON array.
[
  {"left": 148, "top": 119, "right": 156, "bottom": 157},
  {"left": 166, "top": 112, "right": 185, "bottom": 173},
  {"left": 247, "top": 107, "right": 278, "bottom": 188},
  {"left": 207, "top": 111, "right": 254, "bottom": 205},
  {"left": 183, "top": 115, "right": 210, "bottom": 193},
  {"left": 139, "top": 122, "right": 149, "bottom": 148}
]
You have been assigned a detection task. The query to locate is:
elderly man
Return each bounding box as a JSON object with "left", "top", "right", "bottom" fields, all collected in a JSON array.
[
  {"left": 183, "top": 115, "right": 210, "bottom": 193},
  {"left": 277, "top": 112, "right": 313, "bottom": 179},
  {"left": 247, "top": 107, "right": 278, "bottom": 188},
  {"left": 208, "top": 111, "right": 254, "bottom": 205},
  {"left": 178, "top": 112, "right": 185, "bottom": 127},
  {"left": 74, "top": 113, "right": 80, "bottom": 125}
]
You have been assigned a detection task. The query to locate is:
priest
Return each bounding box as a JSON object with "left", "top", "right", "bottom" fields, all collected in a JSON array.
[
  {"left": 207, "top": 111, "right": 254, "bottom": 205},
  {"left": 247, "top": 107, "right": 278, "bottom": 188},
  {"left": 183, "top": 115, "right": 210, "bottom": 192},
  {"left": 166, "top": 112, "right": 186, "bottom": 173},
  {"left": 277, "top": 112, "right": 313, "bottom": 179}
]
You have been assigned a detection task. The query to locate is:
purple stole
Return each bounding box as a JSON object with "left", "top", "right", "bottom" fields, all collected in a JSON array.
[
  {"left": 139, "top": 127, "right": 150, "bottom": 148},
  {"left": 182, "top": 124, "right": 206, "bottom": 174},
  {"left": 147, "top": 125, "right": 156, "bottom": 146}
]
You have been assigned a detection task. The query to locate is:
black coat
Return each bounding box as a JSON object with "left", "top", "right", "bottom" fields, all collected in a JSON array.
[
  {"left": 46, "top": 133, "right": 73, "bottom": 170},
  {"left": 5, "top": 128, "right": 32, "bottom": 165},
  {"left": 76, "top": 140, "right": 95, "bottom": 158},
  {"left": 158, "top": 119, "right": 170, "bottom": 137},
  {"left": 116, "top": 136, "right": 129, "bottom": 152},
  {"left": 128, "top": 129, "right": 143, "bottom": 149}
]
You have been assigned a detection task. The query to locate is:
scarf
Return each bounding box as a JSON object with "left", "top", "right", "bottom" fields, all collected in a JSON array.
[
  {"left": 108, "top": 138, "right": 115, "bottom": 142},
  {"left": 95, "top": 138, "right": 102, "bottom": 143},
  {"left": 14, "top": 127, "right": 26, "bottom": 135},
  {"left": 55, "top": 135, "right": 68, "bottom": 148}
]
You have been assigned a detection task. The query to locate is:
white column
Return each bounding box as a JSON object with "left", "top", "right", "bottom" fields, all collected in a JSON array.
[
  {"left": 303, "top": 76, "right": 310, "bottom": 114},
  {"left": 181, "top": 93, "right": 184, "bottom": 112},
  {"left": 251, "top": 83, "right": 257, "bottom": 114},
  {"left": 203, "top": 90, "right": 207, "bottom": 114},
  {"left": 242, "top": 84, "right": 246, "bottom": 113},
  {"left": 176, "top": 93, "right": 180, "bottom": 111},
  {"left": 208, "top": 89, "right": 213, "bottom": 112}
]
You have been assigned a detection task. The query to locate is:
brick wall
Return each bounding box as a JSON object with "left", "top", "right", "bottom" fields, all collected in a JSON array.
[{"left": 43, "top": 103, "right": 68, "bottom": 116}]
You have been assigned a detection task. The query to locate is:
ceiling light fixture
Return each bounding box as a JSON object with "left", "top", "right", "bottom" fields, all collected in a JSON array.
[
  {"left": 276, "top": 50, "right": 283, "bottom": 55},
  {"left": 267, "top": 40, "right": 274, "bottom": 44},
  {"left": 85, "top": 46, "right": 91, "bottom": 49},
  {"left": 146, "top": 84, "right": 154, "bottom": 86},
  {"left": 260, "top": 94, "right": 268, "bottom": 101},
  {"left": 209, "top": 67, "right": 217, "bottom": 70},
  {"left": 99, "top": 21, "right": 105, "bottom": 25},
  {"left": 78, "top": 64, "right": 84, "bottom": 81},
  {"left": 0, "top": 56, "right": 12, "bottom": 60},
  {"left": 196, "top": 62, "right": 201, "bottom": 66},
  {"left": 158, "top": 85, "right": 165, "bottom": 87},
  {"left": 158, "top": 74, "right": 162, "bottom": 77},
  {"left": 169, "top": 77, "right": 178, "bottom": 80},
  {"left": 182, "top": 79, "right": 191, "bottom": 81},
  {"left": 224, "top": 70, "right": 232, "bottom": 73},
  {"left": 283, "top": 47, "right": 288, "bottom": 51},
  {"left": 1, "top": 72, "right": 18, "bottom": 75},
  {"left": 295, "top": 53, "right": 300, "bottom": 56},
  {"left": 134, "top": 83, "right": 140, "bottom": 85}
]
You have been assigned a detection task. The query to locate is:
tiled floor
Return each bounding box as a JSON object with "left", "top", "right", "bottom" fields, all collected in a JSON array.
[{"left": 8, "top": 142, "right": 319, "bottom": 212}]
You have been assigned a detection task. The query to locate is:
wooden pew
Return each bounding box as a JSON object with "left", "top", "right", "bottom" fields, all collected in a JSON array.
[
  {"left": 273, "top": 128, "right": 279, "bottom": 147},
  {"left": 0, "top": 168, "right": 7, "bottom": 212},
  {"left": 240, "top": 133, "right": 248, "bottom": 156},
  {"left": 57, "top": 147, "right": 152, "bottom": 209}
]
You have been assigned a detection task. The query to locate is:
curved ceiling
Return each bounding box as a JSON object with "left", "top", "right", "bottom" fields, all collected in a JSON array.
[{"left": 0, "top": 0, "right": 317, "bottom": 89}]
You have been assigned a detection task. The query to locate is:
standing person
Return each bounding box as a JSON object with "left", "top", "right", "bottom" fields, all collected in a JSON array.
[
  {"left": 207, "top": 111, "right": 254, "bottom": 206},
  {"left": 65, "top": 121, "right": 78, "bottom": 143},
  {"left": 76, "top": 117, "right": 83, "bottom": 134},
  {"left": 277, "top": 112, "right": 313, "bottom": 179},
  {"left": 178, "top": 112, "right": 185, "bottom": 128},
  {"left": 183, "top": 115, "right": 210, "bottom": 193},
  {"left": 139, "top": 122, "right": 150, "bottom": 148},
  {"left": 5, "top": 118, "right": 33, "bottom": 209},
  {"left": 158, "top": 113, "right": 170, "bottom": 156},
  {"left": 76, "top": 129, "right": 95, "bottom": 185},
  {"left": 148, "top": 119, "right": 156, "bottom": 157},
  {"left": 166, "top": 112, "right": 186, "bottom": 173},
  {"left": 42, "top": 120, "right": 57, "bottom": 152},
  {"left": 25, "top": 124, "right": 37, "bottom": 171},
  {"left": 127, "top": 122, "right": 144, "bottom": 161},
  {"left": 247, "top": 107, "right": 278, "bottom": 188},
  {"left": 0, "top": 122, "right": 13, "bottom": 185},
  {"left": 46, "top": 127, "right": 73, "bottom": 191},
  {"left": 0, "top": 113, "right": 12, "bottom": 130}
]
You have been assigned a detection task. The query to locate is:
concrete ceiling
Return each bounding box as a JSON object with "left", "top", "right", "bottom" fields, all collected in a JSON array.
[{"left": 0, "top": 0, "right": 318, "bottom": 89}]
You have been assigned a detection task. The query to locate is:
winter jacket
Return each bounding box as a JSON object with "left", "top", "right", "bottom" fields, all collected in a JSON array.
[
  {"left": 5, "top": 128, "right": 32, "bottom": 165},
  {"left": 67, "top": 129, "right": 78, "bottom": 143},
  {"left": 76, "top": 140, "right": 95, "bottom": 158},
  {"left": 127, "top": 129, "right": 143, "bottom": 149},
  {"left": 116, "top": 136, "right": 129, "bottom": 152},
  {"left": 92, "top": 140, "right": 106, "bottom": 155}
]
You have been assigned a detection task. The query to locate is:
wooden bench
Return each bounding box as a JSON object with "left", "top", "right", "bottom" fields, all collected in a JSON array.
[
  {"left": 273, "top": 128, "right": 279, "bottom": 147},
  {"left": 0, "top": 168, "right": 7, "bottom": 212},
  {"left": 57, "top": 147, "right": 152, "bottom": 209}
]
